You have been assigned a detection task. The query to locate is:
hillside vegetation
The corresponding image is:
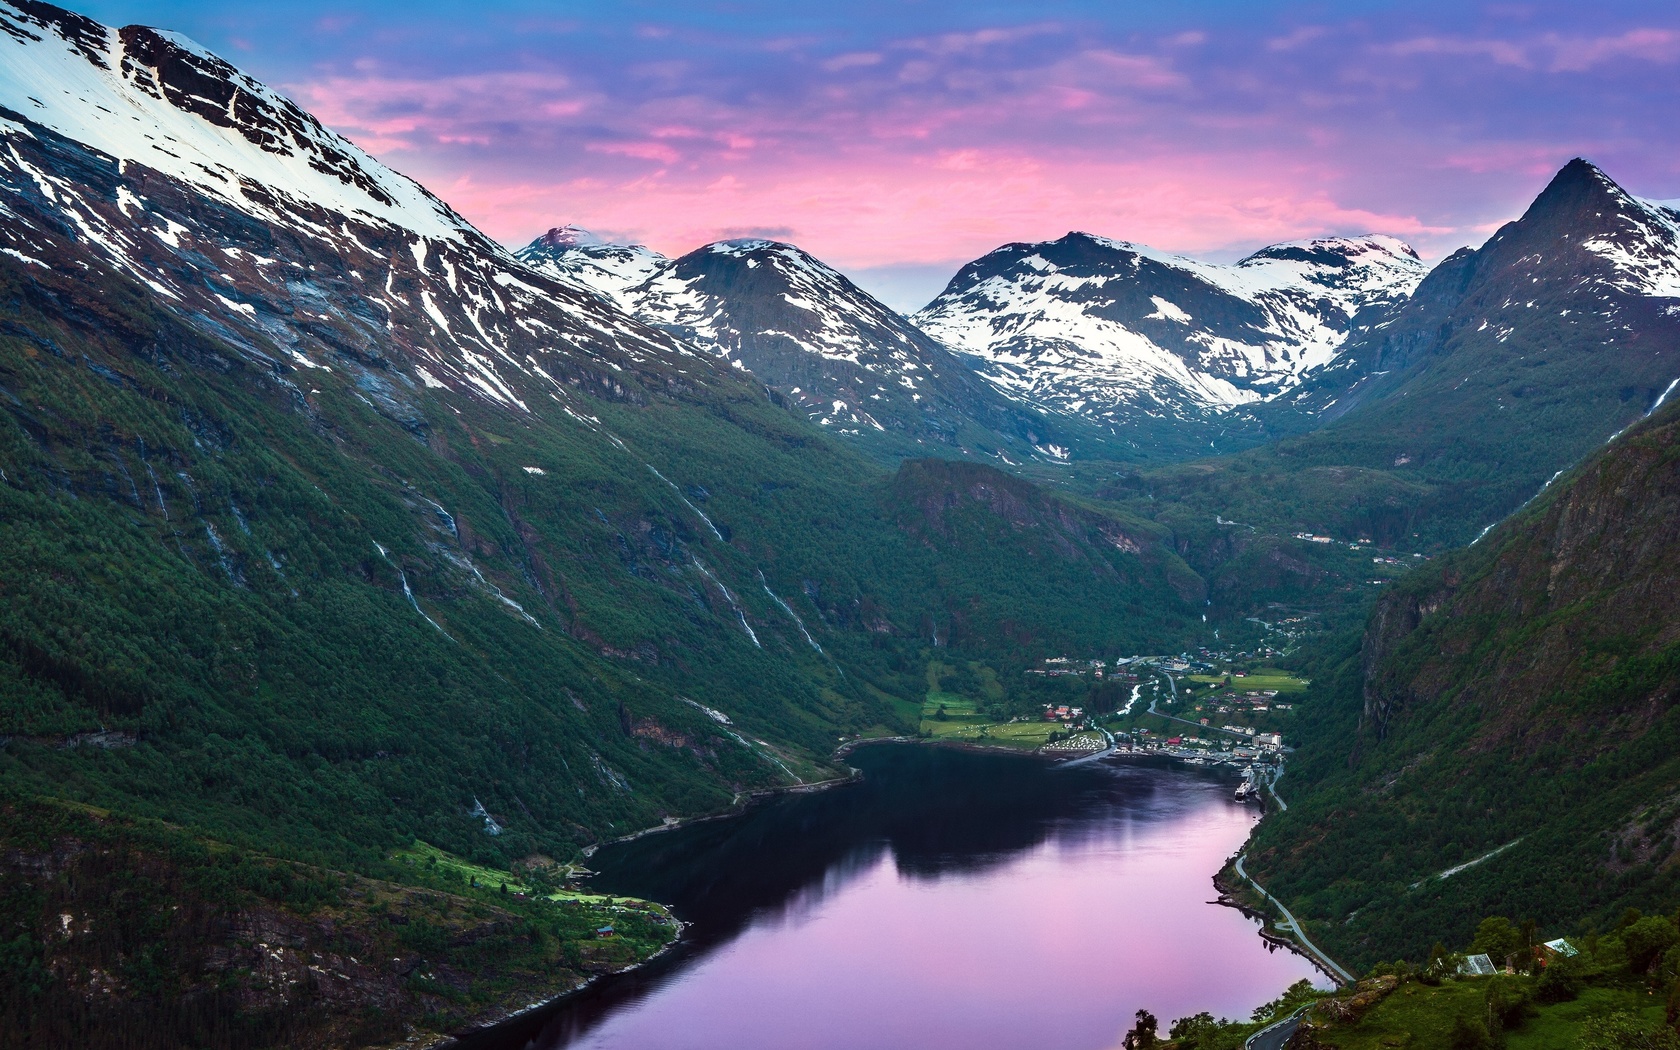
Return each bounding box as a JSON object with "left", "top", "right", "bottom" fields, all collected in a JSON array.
[{"left": 1242, "top": 398, "right": 1680, "bottom": 971}]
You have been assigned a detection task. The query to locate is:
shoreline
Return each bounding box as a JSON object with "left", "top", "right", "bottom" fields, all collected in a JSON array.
[
  {"left": 449, "top": 735, "right": 1258, "bottom": 1044},
  {"left": 1212, "top": 863, "right": 1350, "bottom": 987},
  {"left": 430, "top": 914, "right": 691, "bottom": 1049}
]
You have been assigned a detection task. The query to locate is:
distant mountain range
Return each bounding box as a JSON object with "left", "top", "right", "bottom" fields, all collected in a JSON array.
[
  {"left": 916, "top": 232, "right": 1427, "bottom": 451},
  {"left": 519, "top": 230, "right": 1072, "bottom": 462},
  {"left": 4, "top": 0, "right": 1680, "bottom": 1043},
  {"left": 531, "top": 171, "right": 1679, "bottom": 475}
]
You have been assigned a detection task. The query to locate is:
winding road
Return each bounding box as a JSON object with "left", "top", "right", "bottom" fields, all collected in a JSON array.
[
  {"left": 1244, "top": 1005, "right": 1310, "bottom": 1050},
  {"left": 1234, "top": 853, "right": 1355, "bottom": 985}
]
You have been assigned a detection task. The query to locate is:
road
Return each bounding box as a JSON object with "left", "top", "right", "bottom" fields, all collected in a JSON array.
[
  {"left": 1146, "top": 674, "right": 1250, "bottom": 741},
  {"left": 1234, "top": 853, "right": 1355, "bottom": 985},
  {"left": 1245, "top": 1005, "right": 1308, "bottom": 1050},
  {"left": 1264, "top": 766, "right": 1288, "bottom": 811},
  {"left": 1144, "top": 676, "right": 1292, "bottom": 811}
]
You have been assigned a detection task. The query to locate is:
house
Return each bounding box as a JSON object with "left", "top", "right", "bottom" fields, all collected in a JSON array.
[
  {"left": 1460, "top": 954, "right": 1497, "bottom": 976},
  {"left": 596, "top": 926, "right": 616, "bottom": 938},
  {"left": 1167, "top": 737, "right": 1182, "bottom": 745},
  {"left": 1542, "top": 938, "right": 1579, "bottom": 959}
]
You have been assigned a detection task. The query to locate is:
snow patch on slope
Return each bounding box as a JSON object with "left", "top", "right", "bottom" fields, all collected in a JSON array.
[
  {"left": 1583, "top": 189, "right": 1680, "bottom": 298},
  {"left": 916, "top": 232, "right": 1426, "bottom": 422},
  {"left": 0, "top": 1, "right": 472, "bottom": 242}
]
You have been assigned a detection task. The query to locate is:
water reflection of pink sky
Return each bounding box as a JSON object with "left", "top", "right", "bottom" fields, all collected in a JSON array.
[{"left": 571, "top": 789, "right": 1326, "bottom": 1050}]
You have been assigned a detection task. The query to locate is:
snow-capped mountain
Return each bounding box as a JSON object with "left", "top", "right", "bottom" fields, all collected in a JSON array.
[
  {"left": 522, "top": 232, "right": 1068, "bottom": 458},
  {"left": 1281, "top": 159, "right": 1680, "bottom": 426},
  {"left": 915, "top": 232, "right": 1426, "bottom": 439},
  {"left": 0, "top": 1, "right": 708, "bottom": 428},
  {"left": 519, "top": 225, "right": 667, "bottom": 306}
]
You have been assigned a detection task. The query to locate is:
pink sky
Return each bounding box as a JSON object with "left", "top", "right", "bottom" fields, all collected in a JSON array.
[{"left": 82, "top": 1, "right": 1680, "bottom": 308}]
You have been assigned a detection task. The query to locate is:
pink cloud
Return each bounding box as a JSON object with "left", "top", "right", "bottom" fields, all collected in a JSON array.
[
  {"left": 288, "top": 71, "right": 594, "bottom": 152},
  {"left": 587, "top": 141, "right": 681, "bottom": 164},
  {"left": 271, "top": 5, "right": 1680, "bottom": 289},
  {"left": 1383, "top": 36, "right": 1532, "bottom": 67},
  {"left": 823, "top": 52, "right": 884, "bottom": 72},
  {"left": 435, "top": 147, "right": 1459, "bottom": 278},
  {"left": 1267, "top": 26, "right": 1327, "bottom": 52},
  {"left": 1381, "top": 27, "right": 1680, "bottom": 71},
  {"left": 1544, "top": 28, "right": 1680, "bottom": 71},
  {"left": 905, "top": 24, "right": 1062, "bottom": 57}
]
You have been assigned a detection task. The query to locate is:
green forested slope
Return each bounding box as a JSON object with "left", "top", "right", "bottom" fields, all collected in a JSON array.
[
  {"left": 1244, "top": 399, "right": 1680, "bottom": 970},
  {"left": 0, "top": 246, "right": 1202, "bottom": 868}
]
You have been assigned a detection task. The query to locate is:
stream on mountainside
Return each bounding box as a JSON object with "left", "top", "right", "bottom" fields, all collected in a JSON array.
[{"left": 460, "top": 744, "right": 1327, "bottom": 1050}]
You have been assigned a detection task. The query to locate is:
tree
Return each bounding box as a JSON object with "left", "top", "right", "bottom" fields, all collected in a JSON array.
[
  {"left": 1471, "top": 917, "right": 1521, "bottom": 967},
  {"left": 1623, "top": 916, "right": 1679, "bottom": 975},
  {"left": 1577, "top": 1012, "right": 1680, "bottom": 1050},
  {"left": 1484, "top": 974, "right": 1532, "bottom": 1038},
  {"left": 1536, "top": 953, "right": 1586, "bottom": 1003},
  {"left": 1425, "top": 941, "right": 1452, "bottom": 982},
  {"left": 1123, "top": 1009, "right": 1159, "bottom": 1050},
  {"left": 1168, "top": 1012, "right": 1222, "bottom": 1050},
  {"left": 1448, "top": 1014, "right": 1492, "bottom": 1050}
]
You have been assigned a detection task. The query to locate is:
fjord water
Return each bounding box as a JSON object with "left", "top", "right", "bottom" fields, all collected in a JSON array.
[{"left": 474, "top": 745, "right": 1325, "bottom": 1050}]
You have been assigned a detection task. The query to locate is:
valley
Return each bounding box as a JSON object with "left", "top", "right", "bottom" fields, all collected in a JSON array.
[{"left": 0, "top": 1, "right": 1678, "bottom": 1046}]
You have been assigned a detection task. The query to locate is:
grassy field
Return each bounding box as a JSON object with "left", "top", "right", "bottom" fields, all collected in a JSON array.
[
  {"left": 392, "top": 840, "right": 663, "bottom": 908},
  {"left": 1188, "top": 669, "right": 1310, "bottom": 693},
  {"left": 921, "top": 718, "right": 1068, "bottom": 750},
  {"left": 1315, "top": 977, "right": 1670, "bottom": 1050},
  {"left": 922, "top": 691, "right": 982, "bottom": 719}
]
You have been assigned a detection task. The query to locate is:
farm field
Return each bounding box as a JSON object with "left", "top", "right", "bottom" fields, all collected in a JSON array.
[
  {"left": 920, "top": 717, "right": 1071, "bottom": 750},
  {"left": 1187, "top": 669, "right": 1310, "bottom": 693}
]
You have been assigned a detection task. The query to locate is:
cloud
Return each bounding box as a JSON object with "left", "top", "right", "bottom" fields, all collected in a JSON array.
[
  {"left": 260, "top": 1, "right": 1679, "bottom": 279},
  {"left": 823, "top": 51, "right": 884, "bottom": 72},
  {"left": 587, "top": 141, "right": 681, "bottom": 164},
  {"left": 1383, "top": 35, "right": 1532, "bottom": 67},
  {"left": 1266, "top": 26, "right": 1328, "bottom": 52},
  {"left": 904, "top": 24, "right": 1062, "bottom": 56},
  {"left": 1544, "top": 28, "right": 1680, "bottom": 71},
  {"left": 713, "top": 225, "right": 798, "bottom": 240},
  {"left": 1381, "top": 27, "right": 1680, "bottom": 71}
]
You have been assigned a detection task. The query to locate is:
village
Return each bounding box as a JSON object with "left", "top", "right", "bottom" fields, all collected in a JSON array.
[{"left": 922, "top": 645, "right": 1312, "bottom": 804}]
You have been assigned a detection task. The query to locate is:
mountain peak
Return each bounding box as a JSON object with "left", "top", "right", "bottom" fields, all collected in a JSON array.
[
  {"left": 707, "top": 238, "right": 797, "bottom": 257},
  {"left": 0, "top": 0, "right": 480, "bottom": 243},
  {"left": 532, "top": 224, "right": 606, "bottom": 249},
  {"left": 917, "top": 228, "right": 1427, "bottom": 440},
  {"left": 1241, "top": 235, "right": 1421, "bottom": 267},
  {"left": 1502, "top": 158, "right": 1680, "bottom": 297},
  {"left": 1520, "top": 157, "right": 1632, "bottom": 224}
]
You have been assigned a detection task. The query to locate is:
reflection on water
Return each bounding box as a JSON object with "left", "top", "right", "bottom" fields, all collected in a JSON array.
[{"left": 463, "top": 745, "right": 1325, "bottom": 1050}]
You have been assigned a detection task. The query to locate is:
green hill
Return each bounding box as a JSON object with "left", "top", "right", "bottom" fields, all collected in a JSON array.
[{"left": 1242, "top": 398, "right": 1680, "bottom": 971}]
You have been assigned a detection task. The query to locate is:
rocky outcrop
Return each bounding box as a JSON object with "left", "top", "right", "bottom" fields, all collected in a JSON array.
[{"left": 1310, "top": 974, "right": 1400, "bottom": 1025}]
